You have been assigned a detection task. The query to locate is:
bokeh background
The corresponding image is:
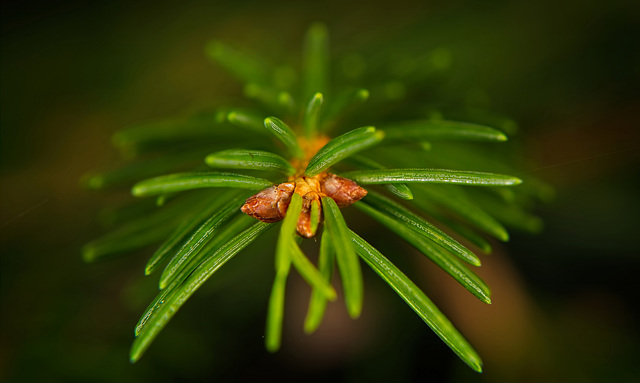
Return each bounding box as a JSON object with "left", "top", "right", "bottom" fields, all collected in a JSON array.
[{"left": 2, "top": 0, "right": 639, "bottom": 382}]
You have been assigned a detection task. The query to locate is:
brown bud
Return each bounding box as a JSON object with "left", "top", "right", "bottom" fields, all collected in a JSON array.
[
  {"left": 240, "top": 182, "right": 295, "bottom": 223},
  {"left": 296, "top": 199, "right": 313, "bottom": 238},
  {"left": 296, "top": 196, "right": 322, "bottom": 238},
  {"left": 321, "top": 174, "right": 368, "bottom": 207}
]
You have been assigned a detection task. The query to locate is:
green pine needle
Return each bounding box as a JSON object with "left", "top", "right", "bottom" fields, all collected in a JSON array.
[
  {"left": 355, "top": 202, "right": 491, "bottom": 304},
  {"left": 322, "top": 196, "right": 363, "bottom": 318},
  {"left": 346, "top": 155, "right": 414, "bottom": 200},
  {"left": 275, "top": 193, "right": 304, "bottom": 272},
  {"left": 469, "top": 191, "right": 544, "bottom": 234},
  {"left": 83, "top": 194, "right": 202, "bottom": 262},
  {"left": 305, "top": 126, "right": 384, "bottom": 177},
  {"left": 304, "top": 231, "right": 335, "bottom": 333},
  {"left": 413, "top": 185, "right": 510, "bottom": 241},
  {"left": 82, "top": 223, "right": 174, "bottom": 263},
  {"left": 411, "top": 198, "right": 493, "bottom": 254},
  {"left": 205, "top": 149, "right": 296, "bottom": 175},
  {"left": 350, "top": 231, "right": 483, "bottom": 372},
  {"left": 289, "top": 240, "right": 337, "bottom": 300},
  {"left": 264, "top": 259, "right": 290, "bottom": 353},
  {"left": 130, "top": 221, "right": 272, "bottom": 363},
  {"left": 309, "top": 199, "right": 321, "bottom": 237},
  {"left": 226, "top": 109, "right": 268, "bottom": 134},
  {"left": 265, "top": 193, "right": 303, "bottom": 352},
  {"left": 131, "top": 171, "right": 273, "bottom": 197},
  {"left": 112, "top": 113, "right": 228, "bottom": 150},
  {"left": 322, "top": 88, "right": 369, "bottom": 125},
  {"left": 135, "top": 215, "right": 256, "bottom": 336},
  {"left": 82, "top": 150, "right": 208, "bottom": 190},
  {"left": 206, "top": 40, "right": 270, "bottom": 86},
  {"left": 246, "top": 84, "right": 296, "bottom": 114},
  {"left": 145, "top": 192, "right": 222, "bottom": 275},
  {"left": 263, "top": 117, "right": 304, "bottom": 159},
  {"left": 302, "top": 22, "right": 329, "bottom": 102},
  {"left": 303, "top": 93, "right": 324, "bottom": 138},
  {"left": 158, "top": 193, "right": 247, "bottom": 289},
  {"left": 382, "top": 120, "right": 508, "bottom": 142},
  {"left": 364, "top": 191, "right": 482, "bottom": 266},
  {"left": 341, "top": 168, "right": 522, "bottom": 187}
]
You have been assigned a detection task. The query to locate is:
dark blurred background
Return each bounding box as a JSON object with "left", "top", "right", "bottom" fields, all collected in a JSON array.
[{"left": 1, "top": 0, "right": 639, "bottom": 382}]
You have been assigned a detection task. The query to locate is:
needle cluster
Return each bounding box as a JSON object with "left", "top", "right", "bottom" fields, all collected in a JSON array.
[{"left": 82, "top": 23, "right": 550, "bottom": 372}]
